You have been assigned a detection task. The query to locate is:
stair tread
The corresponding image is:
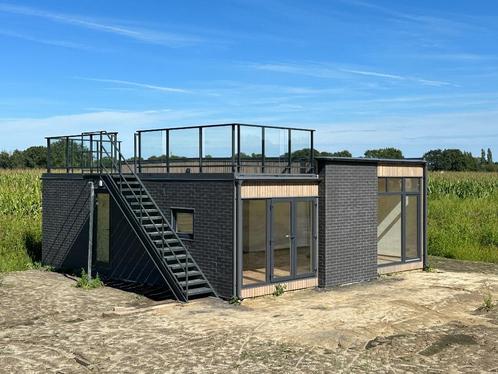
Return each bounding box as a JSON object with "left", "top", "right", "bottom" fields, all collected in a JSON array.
[
  {"left": 180, "top": 279, "right": 207, "bottom": 287},
  {"left": 187, "top": 287, "right": 213, "bottom": 296},
  {"left": 174, "top": 270, "right": 201, "bottom": 277}
]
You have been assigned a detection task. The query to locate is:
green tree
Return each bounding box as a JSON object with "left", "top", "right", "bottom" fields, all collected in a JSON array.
[
  {"left": 480, "top": 149, "right": 486, "bottom": 164},
  {"left": 364, "top": 147, "right": 403, "bottom": 159},
  {"left": 330, "top": 150, "right": 352, "bottom": 157},
  {"left": 0, "top": 151, "right": 11, "bottom": 168},
  {"left": 23, "top": 146, "right": 47, "bottom": 168},
  {"left": 487, "top": 148, "right": 493, "bottom": 164},
  {"left": 423, "top": 149, "right": 478, "bottom": 171}
]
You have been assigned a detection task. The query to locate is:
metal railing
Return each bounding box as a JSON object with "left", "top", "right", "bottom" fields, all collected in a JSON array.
[{"left": 135, "top": 123, "right": 315, "bottom": 174}]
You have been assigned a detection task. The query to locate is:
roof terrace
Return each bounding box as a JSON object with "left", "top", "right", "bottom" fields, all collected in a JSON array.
[{"left": 46, "top": 123, "right": 316, "bottom": 175}]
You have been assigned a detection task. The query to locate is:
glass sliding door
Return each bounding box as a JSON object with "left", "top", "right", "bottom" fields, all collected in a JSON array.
[
  {"left": 271, "top": 200, "right": 292, "bottom": 279},
  {"left": 242, "top": 200, "right": 267, "bottom": 286},
  {"left": 295, "top": 200, "right": 313, "bottom": 275}
]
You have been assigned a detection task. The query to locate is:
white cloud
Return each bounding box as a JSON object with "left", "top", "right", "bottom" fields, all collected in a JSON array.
[
  {"left": 0, "top": 2, "right": 204, "bottom": 47},
  {"left": 76, "top": 77, "right": 191, "bottom": 94},
  {"left": 0, "top": 29, "right": 96, "bottom": 50}
]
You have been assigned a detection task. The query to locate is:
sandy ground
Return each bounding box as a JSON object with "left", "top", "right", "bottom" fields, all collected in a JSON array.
[{"left": 0, "top": 257, "right": 498, "bottom": 373}]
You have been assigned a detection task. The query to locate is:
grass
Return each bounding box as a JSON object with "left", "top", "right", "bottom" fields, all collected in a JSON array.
[
  {"left": 75, "top": 269, "right": 104, "bottom": 289},
  {"left": 428, "top": 172, "right": 498, "bottom": 263},
  {"left": 0, "top": 169, "right": 42, "bottom": 272}
]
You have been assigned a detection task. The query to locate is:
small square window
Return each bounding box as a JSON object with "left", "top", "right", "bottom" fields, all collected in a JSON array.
[
  {"left": 387, "top": 178, "right": 402, "bottom": 192},
  {"left": 405, "top": 178, "right": 420, "bottom": 193},
  {"left": 378, "top": 178, "right": 386, "bottom": 192},
  {"left": 172, "top": 209, "right": 194, "bottom": 239}
]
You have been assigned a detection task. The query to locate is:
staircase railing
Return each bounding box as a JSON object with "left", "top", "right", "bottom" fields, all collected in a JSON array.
[{"left": 79, "top": 131, "right": 216, "bottom": 301}]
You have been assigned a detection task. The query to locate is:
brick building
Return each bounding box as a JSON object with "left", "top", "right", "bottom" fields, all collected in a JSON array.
[{"left": 42, "top": 124, "right": 427, "bottom": 301}]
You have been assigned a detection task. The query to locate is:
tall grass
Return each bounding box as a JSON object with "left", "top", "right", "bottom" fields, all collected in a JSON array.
[
  {"left": 0, "top": 169, "right": 42, "bottom": 272},
  {"left": 428, "top": 172, "right": 498, "bottom": 263}
]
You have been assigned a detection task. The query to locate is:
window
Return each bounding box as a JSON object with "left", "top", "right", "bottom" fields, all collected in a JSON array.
[
  {"left": 96, "top": 193, "right": 110, "bottom": 264},
  {"left": 377, "top": 177, "right": 422, "bottom": 265},
  {"left": 172, "top": 208, "right": 194, "bottom": 239},
  {"left": 243, "top": 199, "right": 267, "bottom": 285}
]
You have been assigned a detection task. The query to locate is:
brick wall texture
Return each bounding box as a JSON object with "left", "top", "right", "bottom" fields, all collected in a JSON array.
[
  {"left": 42, "top": 177, "right": 90, "bottom": 269},
  {"left": 143, "top": 179, "right": 234, "bottom": 298},
  {"left": 318, "top": 163, "right": 378, "bottom": 287}
]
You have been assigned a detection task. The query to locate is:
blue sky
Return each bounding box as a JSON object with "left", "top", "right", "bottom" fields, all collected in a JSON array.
[{"left": 0, "top": 0, "right": 497, "bottom": 157}]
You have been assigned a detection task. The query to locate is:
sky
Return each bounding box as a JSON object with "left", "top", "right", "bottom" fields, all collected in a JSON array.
[{"left": 0, "top": 0, "right": 498, "bottom": 157}]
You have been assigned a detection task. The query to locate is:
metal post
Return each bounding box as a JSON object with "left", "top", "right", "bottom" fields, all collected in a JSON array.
[
  {"left": 310, "top": 130, "right": 314, "bottom": 173},
  {"left": 46, "top": 138, "right": 51, "bottom": 173},
  {"left": 118, "top": 141, "right": 122, "bottom": 173},
  {"left": 87, "top": 181, "right": 95, "bottom": 280},
  {"left": 231, "top": 125, "right": 236, "bottom": 173},
  {"left": 236, "top": 124, "right": 241, "bottom": 173},
  {"left": 166, "top": 130, "right": 170, "bottom": 173},
  {"left": 261, "top": 127, "right": 265, "bottom": 173},
  {"left": 287, "top": 128, "right": 292, "bottom": 173},
  {"left": 89, "top": 134, "right": 94, "bottom": 174},
  {"left": 99, "top": 132, "right": 103, "bottom": 173},
  {"left": 199, "top": 127, "right": 203, "bottom": 173},
  {"left": 65, "top": 136, "right": 70, "bottom": 173},
  {"left": 138, "top": 132, "right": 142, "bottom": 173}
]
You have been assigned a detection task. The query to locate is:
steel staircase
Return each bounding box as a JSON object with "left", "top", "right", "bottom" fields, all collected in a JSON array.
[{"left": 95, "top": 132, "right": 217, "bottom": 302}]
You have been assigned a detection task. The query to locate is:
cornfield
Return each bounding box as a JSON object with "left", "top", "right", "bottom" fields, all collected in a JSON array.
[
  {"left": 0, "top": 169, "right": 43, "bottom": 272},
  {"left": 428, "top": 172, "right": 498, "bottom": 199},
  {"left": 0, "top": 169, "right": 42, "bottom": 216}
]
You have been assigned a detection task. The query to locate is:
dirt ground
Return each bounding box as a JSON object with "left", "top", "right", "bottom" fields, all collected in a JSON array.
[{"left": 1, "top": 257, "right": 498, "bottom": 373}]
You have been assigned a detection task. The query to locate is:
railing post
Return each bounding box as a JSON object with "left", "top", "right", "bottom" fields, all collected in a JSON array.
[
  {"left": 138, "top": 132, "right": 142, "bottom": 173},
  {"left": 65, "top": 136, "right": 70, "bottom": 173},
  {"left": 288, "top": 129, "right": 292, "bottom": 174},
  {"left": 231, "top": 125, "right": 236, "bottom": 173},
  {"left": 236, "top": 124, "right": 241, "bottom": 173},
  {"left": 166, "top": 130, "right": 170, "bottom": 173},
  {"left": 199, "top": 127, "right": 203, "bottom": 173},
  {"left": 310, "top": 130, "right": 314, "bottom": 173},
  {"left": 99, "top": 132, "right": 103, "bottom": 174},
  {"left": 46, "top": 138, "right": 51, "bottom": 173},
  {"left": 261, "top": 127, "right": 265, "bottom": 173},
  {"left": 118, "top": 141, "right": 122, "bottom": 174},
  {"left": 89, "top": 134, "right": 94, "bottom": 174}
]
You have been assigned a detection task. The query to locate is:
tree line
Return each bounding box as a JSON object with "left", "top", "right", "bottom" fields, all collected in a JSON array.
[{"left": 0, "top": 144, "right": 496, "bottom": 172}]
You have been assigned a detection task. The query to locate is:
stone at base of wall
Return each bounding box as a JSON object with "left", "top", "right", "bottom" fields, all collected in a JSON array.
[
  {"left": 377, "top": 261, "right": 423, "bottom": 275},
  {"left": 241, "top": 277, "right": 318, "bottom": 298}
]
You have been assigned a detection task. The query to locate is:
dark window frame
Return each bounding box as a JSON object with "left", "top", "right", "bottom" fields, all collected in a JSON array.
[
  {"left": 171, "top": 207, "right": 195, "bottom": 240},
  {"left": 241, "top": 197, "right": 318, "bottom": 289},
  {"left": 377, "top": 177, "right": 422, "bottom": 267}
]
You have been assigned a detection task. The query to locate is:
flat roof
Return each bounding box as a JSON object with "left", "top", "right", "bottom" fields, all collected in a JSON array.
[{"left": 315, "top": 157, "right": 426, "bottom": 166}]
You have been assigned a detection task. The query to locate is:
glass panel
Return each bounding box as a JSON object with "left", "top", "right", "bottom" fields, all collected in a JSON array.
[
  {"left": 291, "top": 129, "right": 311, "bottom": 163},
  {"left": 378, "top": 178, "right": 386, "bottom": 192},
  {"left": 377, "top": 195, "right": 402, "bottom": 265},
  {"left": 169, "top": 129, "right": 199, "bottom": 172},
  {"left": 387, "top": 178, "right": 402, "bottom": 192},
  {"left": 296, "top": 200, "right": 313, "bottom": 275},
  {"left": 265, "top": 128, "right": 289, "bottom": 173},
  {"left": 175, "top": 211, "right": 193, "bottom": 235},
  {"left": 405, "top": 196, "right": 419, "bottom": 260},
  {"left": 239, "top": 126, "right": 262, "bottom": 173},
  {"left": 405, "top": 178, "right": 420, "bottom": 193},
  {"left": 271, "top": 201, "right": 291, "bottom": 278},
  {"left": 242, "top": 200, "right": 267, "bottom": 285},
  {"left": 96, "top": 193, "right": 110, "bottom": 264},
  {"left": 140, "top": 131, "right": 166, "bottom": 172},
  {"left": 202, "top": 126, "right": 232, "bottom": 158}
]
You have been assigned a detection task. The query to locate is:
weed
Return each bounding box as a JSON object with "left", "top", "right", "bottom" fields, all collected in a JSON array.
[
  {"left": 273, "top": 284, "right": 287, "bottom": 297},
  {"left": 76, "top": 269, "right": 104, "bottom": 289},
  {"left": 481, "top": 293, "right": 495, "bottom": 311},
  {"left": 424, "top": 263, "right": 436, "bottom": 272},
  {"left": 26, "top": 261, "right": 53, "bottom": 271},
  {"left": 229, "top": 296, "right": 241, "bottom": 305}
]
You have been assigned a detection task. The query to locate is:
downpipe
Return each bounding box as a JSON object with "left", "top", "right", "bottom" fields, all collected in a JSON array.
[{"left": 87, "top": 181, "right": 95, "bottom": 280}]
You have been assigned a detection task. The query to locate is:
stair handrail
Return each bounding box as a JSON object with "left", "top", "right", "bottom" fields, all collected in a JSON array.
[{"left": 97, "top": 131, "right": 218, "bottom": 299}]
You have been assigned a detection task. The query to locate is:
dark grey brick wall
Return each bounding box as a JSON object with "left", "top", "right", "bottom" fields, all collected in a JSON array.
[
  {"left": 318, "top": 163, "right": 378, "bottom": 287},
  {"left": 143, "top": 179, "right": 234, "bottom": 298},
  {"left": 42, "top": 176, "right": 90, "bottom": 270}
]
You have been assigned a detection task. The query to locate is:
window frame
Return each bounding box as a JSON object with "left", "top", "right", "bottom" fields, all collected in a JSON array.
[
  {"left": 95, "top": 191, "right": 111, "bottom": 267},
  {"left": 377, "top": 177, "right": 422, "bottom": 267},
  {"left": 171, "top": 207, "right": 195, "bottom": 240}
]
